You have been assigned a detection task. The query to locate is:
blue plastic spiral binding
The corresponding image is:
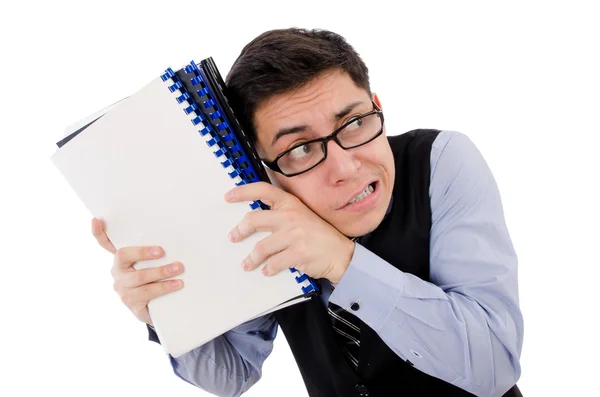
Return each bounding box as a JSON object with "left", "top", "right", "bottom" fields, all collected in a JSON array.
[
  {"left": 292, "top": 270, "right": 319, "bottom": 294},
  {"left": 183, "top": 61, "right": 261, "bottom": 185},
  {"left": 161, "top": 67, "right": 260, "bottom": 211},
  {"left": 161, "top": 63, "right": 318, "bottom": 295}
]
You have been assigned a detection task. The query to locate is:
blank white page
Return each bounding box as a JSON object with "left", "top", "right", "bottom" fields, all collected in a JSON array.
[{"left": 50, "top": 76, "right": 306, "bottom": 357}]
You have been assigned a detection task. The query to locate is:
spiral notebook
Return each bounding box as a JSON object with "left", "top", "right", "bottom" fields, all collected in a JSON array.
[{"left": 51, "top": 58, "right": 318, "bottom": 358}]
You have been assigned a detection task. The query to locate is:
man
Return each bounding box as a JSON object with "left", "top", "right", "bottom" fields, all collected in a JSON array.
[{"left": 94, "top": 28, "right": 524, "bottom": 396}]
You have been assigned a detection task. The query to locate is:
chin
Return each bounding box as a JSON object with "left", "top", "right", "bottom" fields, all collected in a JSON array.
[{"left": 334, "top": 208, "right": 387, "bottom": 238}]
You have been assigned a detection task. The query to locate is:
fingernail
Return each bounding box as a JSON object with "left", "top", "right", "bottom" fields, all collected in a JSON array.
[
  {"left": 241, "top": 260, "right": 248, "bottom": 271},
  {"left": 168, "top": 263, "right": 181, "bottom": 274},
  {"left": 262, "top": 266, "right": 268, "bottom": 276},
  {"left": 228, "top": 230, "right": 236, "bottom": 242},
  {"left": 170, "top": 280, "right": 182, "bottom": 289},
  {"left": 149, "top": 247, "right": 161, "bottom": 257},
  {"left": 225, "top": 189, "right": 233, "bottom": 201}
]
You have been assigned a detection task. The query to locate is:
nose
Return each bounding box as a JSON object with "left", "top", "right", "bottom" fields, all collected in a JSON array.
[{"left": 324, "top": 140, "right": 361, "bottom": 184}]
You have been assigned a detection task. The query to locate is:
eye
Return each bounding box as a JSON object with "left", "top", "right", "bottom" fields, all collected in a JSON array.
[
  {"left": 288, "top": 143, "right": 313, "bottom": 160},
  {"left": 345, "top": 117, "right": 364, "bottom": 131}
]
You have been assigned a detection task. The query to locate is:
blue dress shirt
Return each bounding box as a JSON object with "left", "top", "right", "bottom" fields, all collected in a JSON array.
[{"left": 163, "top": 130, "right": 524, "bottom": 397}]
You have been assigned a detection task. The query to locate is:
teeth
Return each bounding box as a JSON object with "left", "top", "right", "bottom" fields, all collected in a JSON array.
[{"left": 348, "top": 184, "right": 374, "bottom": 205}]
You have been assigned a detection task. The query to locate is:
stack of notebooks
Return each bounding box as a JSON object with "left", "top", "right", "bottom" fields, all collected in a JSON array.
[{"left": 51, "top": 58, "right": 318, "bottom": 358}]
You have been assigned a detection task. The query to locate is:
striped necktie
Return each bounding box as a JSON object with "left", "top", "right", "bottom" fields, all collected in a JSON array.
[
  {"left": 328, "top": 299, "right": 361, "bottom": 369},
  {"left": 327, "top": 236, "right": 362, "bottom": 369}
]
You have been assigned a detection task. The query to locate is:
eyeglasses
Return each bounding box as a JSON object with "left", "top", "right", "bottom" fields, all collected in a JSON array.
[{"left": 261, "top": 101, "right": 384, "bottom": 177}]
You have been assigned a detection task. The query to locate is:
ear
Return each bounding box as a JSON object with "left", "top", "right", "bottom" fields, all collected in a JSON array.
[{"left": 372, "top": 92, "right": 382, "bottom": 109}]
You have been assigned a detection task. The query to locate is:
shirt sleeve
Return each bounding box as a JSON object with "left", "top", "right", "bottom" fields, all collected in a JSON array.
[
  {"left": 158, "top": 314, "right": 278, "bottom": 397},
  {"left": 329, "top": 130, "right": 524, "bottom": 397}
]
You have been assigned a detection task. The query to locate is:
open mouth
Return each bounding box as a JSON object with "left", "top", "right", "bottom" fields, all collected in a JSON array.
[{"left": 346, "top": 182, "right": 377, "bottom": 206}]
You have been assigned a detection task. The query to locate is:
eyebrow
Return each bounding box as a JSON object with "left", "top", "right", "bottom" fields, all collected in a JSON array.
[
  {"left": 334, "top": 100, "right": 364, "bottom": 121},
  {"left": 270, "top": 100, "right": 366, "bottom": 146}
]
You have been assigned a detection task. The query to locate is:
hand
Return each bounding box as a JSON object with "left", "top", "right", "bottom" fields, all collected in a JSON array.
[
  {"left": 91, "top": 218, "right": 184, "bottom": 325},
  {"left": 225, "top": 182, "right": 355, "bottom": 284}
]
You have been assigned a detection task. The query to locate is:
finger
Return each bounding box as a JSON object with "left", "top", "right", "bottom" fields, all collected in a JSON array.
[
  {"left": 114, "top": 246, "right": 164, "bottom": 271},
  {"left": 229, "top": 210, "right": 281, "bottom": 242},
  {"left": 121, "top": 279, "right": 183, "bottom": 309},
  {"left": 119, "top": 262, "right": 184, "bottom": 289},
  {"left": 225, "top": 182, "right": 292, "bottom": 209},
  {"left": 242, "top": 232, "right": 290, "bottom": 272},
  {"left": 135, "top": 279, "right": 184, "bottom": 303},
  {"left": 261, "top": 250, "right": 294, "bottom": 277},
  {"left": 91, "top": 218, "right": 117, "bottom": 254}
]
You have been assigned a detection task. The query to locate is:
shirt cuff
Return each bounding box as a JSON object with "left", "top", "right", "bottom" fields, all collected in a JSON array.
[
  {"left": 329, "top": 243, "right": 406, "bottom": 331},
  {"left": 147, "top": 323, "right": 160, "bottom": 344}
]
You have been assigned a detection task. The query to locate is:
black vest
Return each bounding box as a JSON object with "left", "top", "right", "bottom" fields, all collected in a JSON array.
[{"left": 274, "top": 130, "right": 521, "bottom": 397}]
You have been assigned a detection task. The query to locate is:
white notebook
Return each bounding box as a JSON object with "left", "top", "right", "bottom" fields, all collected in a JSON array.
[{"left": 50, "top": 61, "right": 317, "bottom": 358}]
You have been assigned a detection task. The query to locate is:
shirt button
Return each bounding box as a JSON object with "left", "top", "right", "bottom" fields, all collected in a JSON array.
[
  {"left": 350, "top": 301, "right": 360, "bottom": 311},
  {"left": 354, "top": 383, "right": 370, "bottom": 396}
]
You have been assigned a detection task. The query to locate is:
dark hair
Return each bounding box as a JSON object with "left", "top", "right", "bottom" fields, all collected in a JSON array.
[{"left": 226, "top": 28, "right": 371, "bottom": 143}]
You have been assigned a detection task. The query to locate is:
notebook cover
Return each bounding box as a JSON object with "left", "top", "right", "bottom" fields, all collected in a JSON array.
[{"left": 50, "top": 75, "right": 310, "bottom": 357}]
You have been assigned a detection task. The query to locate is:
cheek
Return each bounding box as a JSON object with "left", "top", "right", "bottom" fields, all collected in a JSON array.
[
  {"left": 372, "top": 139, "right": 394, "bottom": 169},
  {"left": 380, "top": 147, "right": 396, "bottom": 190},
  {"left": 266, "top": 170, "right": 284, "bottom": 188},
  {"left": 381, "top": 144, "right": 394, "bottom": 169},
  {"left": 360, "top": 141, "right": 391, "bottom": 169},
  {"left": 278, "top": 176, "right": 330, "bottom": 212}
]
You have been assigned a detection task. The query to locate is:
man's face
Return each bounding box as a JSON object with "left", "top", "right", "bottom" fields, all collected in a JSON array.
[{"left": 253, "top": 70, "right": 395, "bottom": 237}]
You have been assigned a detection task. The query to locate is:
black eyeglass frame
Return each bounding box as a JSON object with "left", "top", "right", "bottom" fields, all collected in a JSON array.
[{"left": 261, "top": 101, "right": 384, "bottom": 177}]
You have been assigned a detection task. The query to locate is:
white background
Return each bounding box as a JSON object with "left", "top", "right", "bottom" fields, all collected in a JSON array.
[{"left": 1, "top": 0, "right": 598, "bottom": 396}]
